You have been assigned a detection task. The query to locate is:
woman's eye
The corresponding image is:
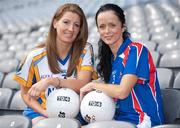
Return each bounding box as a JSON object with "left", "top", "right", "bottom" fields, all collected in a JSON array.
[
  {"left": 63, "top": 21, "right": 69, "bottom": 24},
  {"left": 75, "top": 24, "right": 80, "bottom": 28},
  {"left": 99, "top": 25, "right": 105, "bottom": 29},
  {"left": 110, "top": 24, "right": 116, "bottom": 27}
]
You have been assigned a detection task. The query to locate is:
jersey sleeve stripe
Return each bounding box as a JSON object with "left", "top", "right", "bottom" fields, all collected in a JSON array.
[
  {"left": 26, "top": 62, "right": 35, "bottom": 87},
  {"left": 148, "top": 51, "right": 156, "bottom": 97},
  {"left": 34, "top": 65, "right": 41, "bottom": 82},
  {"left": 80, "top": 66, "right": 93, "bottom": 71},
  {"left": 13, "top": 75, "right": 27, "bottom": 87}
]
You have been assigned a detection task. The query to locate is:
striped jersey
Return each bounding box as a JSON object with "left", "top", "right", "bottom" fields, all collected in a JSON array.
[{"left": 110, "top": 38, "right": 164, "bottom": 127}]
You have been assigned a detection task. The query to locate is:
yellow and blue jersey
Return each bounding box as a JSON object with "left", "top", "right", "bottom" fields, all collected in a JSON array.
[{"left": 13, "top": 43, "right": 96, "bottom": 109}]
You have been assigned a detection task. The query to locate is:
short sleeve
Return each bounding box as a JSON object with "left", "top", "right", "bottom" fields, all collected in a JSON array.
[
  {"left": 123, "top": 44, "right": 149, "bottom": 80},
  {"left": 13, "top": 52, "right": 35, "bottom": 87},
  {"left": 79, "top": 43, "right": 94, "bottom": 71}
]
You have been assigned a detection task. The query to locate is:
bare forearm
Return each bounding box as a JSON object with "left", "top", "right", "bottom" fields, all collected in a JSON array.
[
  {"left": 22, "top": 94, "right": 47, "bottom": 117},
  {"left": 92, "top": 83, "right": 127, "bottom": 99},
  {"left": 47, "top": 77, "right": 90, "bottom": 94},
  {"left": 60, "top": 79, "right": 89, "bottom": 93},
  {"left": 91, "top": 75, "right": 137, "bottom": 99}
]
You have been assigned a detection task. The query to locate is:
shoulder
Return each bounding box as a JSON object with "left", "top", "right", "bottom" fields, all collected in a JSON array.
[
  {"left": 130, "top": 41, "right": 144, "bottom": 49},
  {"left": 84, "top": 42, "right": 93, "bottom": 50},
  {"left": 82, "top": 42, "right": 93, "bottom": 54},
  {"left": 129, "top": 41, "right": 149, "bottom": 53},
  {"left": 26, "top": 47, "right": 46, "bottom": 61}
]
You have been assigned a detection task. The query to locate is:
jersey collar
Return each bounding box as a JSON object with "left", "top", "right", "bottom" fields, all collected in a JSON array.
[
  {"left": 58, "top": 49, "right": 72, "bottom": 65},
  {"left": 111, "top": 37, "right": 132, "bottom": 61},
  {"left": 117, "top": 37, "right": 132, "bottom": 56}
]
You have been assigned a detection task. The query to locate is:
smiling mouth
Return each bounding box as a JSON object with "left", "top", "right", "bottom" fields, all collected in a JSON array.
[
  {"left": 64, "top": 33, "right": 73, "bottom": 37},
  {"left": 105, "top": 36, "right": 112, "bottom": 40}
]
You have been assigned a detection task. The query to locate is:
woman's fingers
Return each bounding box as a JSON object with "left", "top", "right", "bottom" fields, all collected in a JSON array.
[{"left": 28, "top": 86, "right": 40, "bottom": 97}]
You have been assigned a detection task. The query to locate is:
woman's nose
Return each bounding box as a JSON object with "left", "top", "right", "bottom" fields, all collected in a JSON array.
[
  {"left": 68, "top": 24, "right": 74, "bottom": 31},
  {"left": 105, "top": 27, "right": 110, "bottom": 33}
]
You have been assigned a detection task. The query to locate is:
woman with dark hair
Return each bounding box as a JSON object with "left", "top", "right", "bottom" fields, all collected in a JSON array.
[
  {"left": 80, "top": 3, "right": 164, "bottom": 128},
  {"left": 13, "top": 3, "right": 96, "bottom": 126}
]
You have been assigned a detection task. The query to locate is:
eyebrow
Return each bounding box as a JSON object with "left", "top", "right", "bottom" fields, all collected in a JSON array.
[{"left": 63, "top": 19, "right": 80, "bottom": 23}]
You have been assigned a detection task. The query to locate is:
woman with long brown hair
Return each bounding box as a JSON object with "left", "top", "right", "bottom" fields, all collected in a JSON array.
[{"left": 13, "top": 3, "right": 96, "bottom": 126}]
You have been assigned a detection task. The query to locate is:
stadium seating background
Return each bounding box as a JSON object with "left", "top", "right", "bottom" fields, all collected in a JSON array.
[{"left": 0, "top": 0, "right": 180, "bottom": 127}]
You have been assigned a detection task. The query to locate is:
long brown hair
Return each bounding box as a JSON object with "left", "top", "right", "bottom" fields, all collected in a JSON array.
[{"left": 46, "top": 3, "right": 88, "bottom": 76}]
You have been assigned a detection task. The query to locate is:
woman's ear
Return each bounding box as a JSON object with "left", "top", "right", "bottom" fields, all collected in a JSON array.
[
  {"left": 122, "top": 24, "right": 126, "bottom": 33},
  {"left": 122, "top": 27, "right": 125, "bottom": 33},
  {"left": 53, "top": 19, "right": 57, "bottom": 29}
]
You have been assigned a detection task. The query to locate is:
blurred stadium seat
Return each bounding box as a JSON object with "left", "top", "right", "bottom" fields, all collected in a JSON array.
[
  {"left": 0, "top": 115, "right": 32, "bottom": 128},
  {"left": 0, "top": 109, "right": 23, "bottom": 116},
  {"left": 0, "top": 59, "right": 19, "bottom": 73},
  {"left": 0, "top": 51, "right": 14, "bottom": 61},
  {"left": 161, "top": 89, "right": 180, "bottom": 124},
  {"left": 157, "top": 39, "right": 180, "bottom": 54},
  {"left": 0, "top": 72, "right": 4, "bottom": 87},
  {"left": 151, "top": 51, "right": 160, "bottom": 67},
  {"left": 151, "top": 31, "right": 178, "bottom": 43},
  {"left": 34, "top": 118, "right": 80, "bottom": 128},
  {"left": 0, "top": 88, "right": 13, "bottom": 109},
  {"left": 159, "top": 50, "right": 180, "bottom": 75},
  {"left": 152, "top": 124, "right": 180, "bottom": 128},
  {"left": 141, "top": 40, "right": 157, "bottom": 51},
  {"left": 156, "top": 68, "right": 174, "bottom": 88},
  {"left": 173, "top": 72, "right": 180, "bottom": 89},
  {"left": 2, "top": 72, "right": 20, "bottom": 90},
  {"left": 10, "top": 90, "right": 27, "bottom": 110},
  {"left": 0, "top": 0, "right": 180, "bottom": 127},
  {"left": 84, "top": 120, "right": 136, "bottom": 128}
]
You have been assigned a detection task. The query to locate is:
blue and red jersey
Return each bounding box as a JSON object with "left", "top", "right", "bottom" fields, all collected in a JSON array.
[{"left": 109, "top": 38, "right": 164, "bottom": 127}]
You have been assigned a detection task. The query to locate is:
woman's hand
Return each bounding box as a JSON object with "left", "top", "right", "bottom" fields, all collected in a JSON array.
[
  {"left": 42, "top": 109, "right": 49, "bottom": 117},
  {"left": 28, "top": 78, "right": 49, "bottom": 97},
  {"left": 80, "top": 82, "right": 95, "bottom": 101}
]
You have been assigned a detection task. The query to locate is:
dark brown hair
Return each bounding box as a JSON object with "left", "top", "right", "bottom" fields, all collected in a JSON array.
[{"left": 95, "top": 4, "right": 130, "bottom": 82}]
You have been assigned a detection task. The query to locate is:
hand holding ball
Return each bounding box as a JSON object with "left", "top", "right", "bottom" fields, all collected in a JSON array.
[
  {"left": 80, "top": 90, "right": 115, "bottom": 123},
  {"left": 46, "top": 88, "right": 80, "bottom": 118}
]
